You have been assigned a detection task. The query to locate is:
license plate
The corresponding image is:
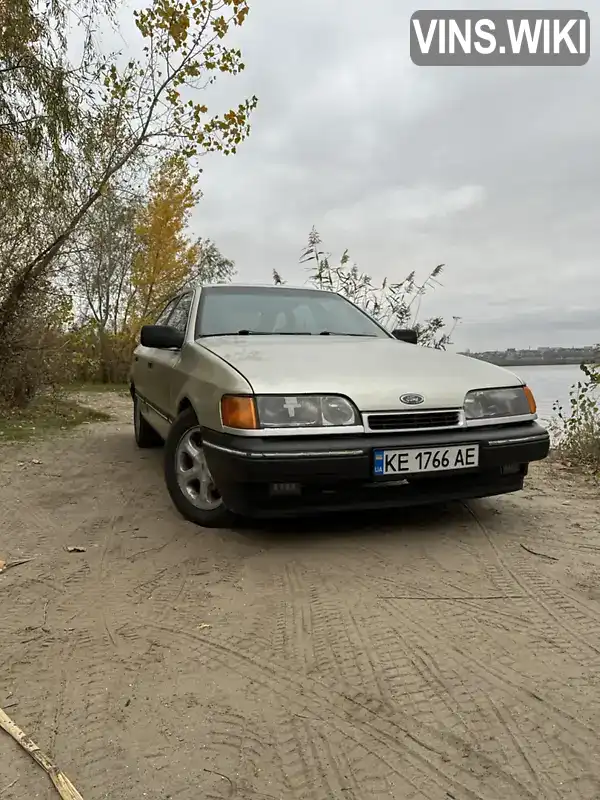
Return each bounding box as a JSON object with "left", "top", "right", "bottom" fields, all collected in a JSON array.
[{"left": 373, "top": 445, "right": 479, "bottom": 476}]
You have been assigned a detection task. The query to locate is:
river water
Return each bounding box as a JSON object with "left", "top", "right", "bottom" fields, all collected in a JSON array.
[{"left": 507, "top": 364, "right": 584, "bottom": 426}]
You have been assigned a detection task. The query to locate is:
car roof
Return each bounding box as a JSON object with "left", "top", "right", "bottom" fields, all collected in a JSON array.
[{"left": 199, "top": 282, "right": 337, "bottom": 294}]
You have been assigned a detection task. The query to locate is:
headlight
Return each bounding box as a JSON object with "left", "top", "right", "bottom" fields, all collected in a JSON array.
[
  {"left": 256, "top": 395, "right": 359, "bottom": 428},
  {"left": 464, "top": 386, "right": 536, "bottom": 420}
]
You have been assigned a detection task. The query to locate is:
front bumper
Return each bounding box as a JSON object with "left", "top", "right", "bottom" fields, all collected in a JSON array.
[{"left": 202, "top": 422, "right": 550, "bottom": 518}]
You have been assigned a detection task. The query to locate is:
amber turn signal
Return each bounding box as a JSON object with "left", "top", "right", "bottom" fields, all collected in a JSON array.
[
  {"left": 221, "top": 395, "right": 258, "bottom": 429},
  {"left": 523, "top": 385, "right": 537, "bottom": 414}
]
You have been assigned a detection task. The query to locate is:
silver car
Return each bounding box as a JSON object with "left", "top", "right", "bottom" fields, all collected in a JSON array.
[{"left": 130, "top": 283, "right": 550, "bottom": 527}]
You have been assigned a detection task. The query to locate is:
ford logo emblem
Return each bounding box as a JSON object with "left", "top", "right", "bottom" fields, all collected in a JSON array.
[{"left": 400, "top": 393, "right": 425, "bottom": 405}]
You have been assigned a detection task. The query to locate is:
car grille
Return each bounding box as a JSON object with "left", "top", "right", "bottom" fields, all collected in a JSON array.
[{"left": 366, "top": 410, "right": 462, "bottom": 432}]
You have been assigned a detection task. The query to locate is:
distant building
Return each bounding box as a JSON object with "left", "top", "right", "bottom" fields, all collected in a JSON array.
[{"left": 461, "top": 345, "right": 599, "bottom": 367}]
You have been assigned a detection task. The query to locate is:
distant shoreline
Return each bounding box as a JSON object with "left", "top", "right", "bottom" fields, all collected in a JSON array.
[{"left": 465, "top": 358, "right": 589, "bottom": 368}]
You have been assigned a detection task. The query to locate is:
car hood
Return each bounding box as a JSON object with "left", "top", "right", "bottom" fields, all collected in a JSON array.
[{"left": 197, "top": 336, "right": 523, "bottom": 411}]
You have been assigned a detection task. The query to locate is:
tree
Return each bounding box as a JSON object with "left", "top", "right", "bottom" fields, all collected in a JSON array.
[
  {"left": 68, "top": 155, "right": 235, "bottom": 382},
  {"left": 0, "top": 135, "right": 77, "bottom": 403},
  {"left": 129, "top": 154, "right": 234, "bottom": 327},
  {"left": 0, "top": 0, "right": 108, "bottom": 157},
  {"left": 278, "top": 227, "right": 459, "bottom": 349},
  {"left": 73, "top": 182, "right": 141, "bottom": 335},
  {"left": 0, "top": 0, "right": 255, "bottom": 326},
  {"left": 65, "top": 179, "right": 139, "bottom": 382},
  {"left": 0, "top": 0, "right": 256, "bottom": 402}
]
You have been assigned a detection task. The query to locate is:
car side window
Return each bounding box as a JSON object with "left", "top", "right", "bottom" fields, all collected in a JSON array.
[
  {"left": 155, "top": 298, "right": 177, "bottom": 326},
  {"left": 168, "top": 292, "right": 193, "bottom": 335}
]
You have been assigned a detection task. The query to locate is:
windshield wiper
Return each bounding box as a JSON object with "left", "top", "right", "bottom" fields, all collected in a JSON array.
[
  {"left": 200, "top": 330, "right": 314, "bottom": 337},
  {"left": 200, "top": 330, "right": 377, "bottom": 337},
  {"left": 319, "top": 331, "right": 377, "bottom": 337},
  {"left": 237, "top": 330, "right": 315, "bottom": 336}
]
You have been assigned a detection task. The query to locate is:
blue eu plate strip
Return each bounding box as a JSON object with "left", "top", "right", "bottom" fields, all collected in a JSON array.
[{"left": 373, "top": 450, "right": 384, "bottom": 475}]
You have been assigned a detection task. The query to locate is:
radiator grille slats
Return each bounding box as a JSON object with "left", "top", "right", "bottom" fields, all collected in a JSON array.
[{"left": 366, "top": 410, "right": 461, "bottom": 431}]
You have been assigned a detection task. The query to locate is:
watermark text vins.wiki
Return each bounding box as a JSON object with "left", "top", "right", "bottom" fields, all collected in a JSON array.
[{"left": 410, "top": 10, "right": 590, "bottom": 66}]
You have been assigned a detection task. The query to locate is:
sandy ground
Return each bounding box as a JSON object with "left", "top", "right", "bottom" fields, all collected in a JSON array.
[{"left": 1, "top": 392, "right": 600, "bottom": 800}]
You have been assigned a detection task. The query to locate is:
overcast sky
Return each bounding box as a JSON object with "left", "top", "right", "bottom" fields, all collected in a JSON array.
[{"left": 112, "top": 0, "right": 599, "bottom": 350}]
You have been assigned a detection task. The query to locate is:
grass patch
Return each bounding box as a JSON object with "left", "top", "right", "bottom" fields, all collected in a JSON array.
[
  {"left": 0, "top": 395, "right": 111, "bottom": 443},
  {"left": 555, "top": 420, "right": 600, "bottom": 477}
]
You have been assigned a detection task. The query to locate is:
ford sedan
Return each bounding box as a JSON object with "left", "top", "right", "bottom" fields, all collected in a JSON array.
[{"left": 129, "top": 283, "right": 550, "bottom": 527}]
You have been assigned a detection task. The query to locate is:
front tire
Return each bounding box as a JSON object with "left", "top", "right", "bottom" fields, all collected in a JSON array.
[
  {"left": 133, "top": 394, "right": 163, "bottom": 448},
  {"left": 164, "top": 407, "right": 235, "bottom": 528}
]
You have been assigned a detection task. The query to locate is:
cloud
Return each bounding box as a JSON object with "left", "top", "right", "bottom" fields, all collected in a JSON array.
[{"left": 106, "top": 0, "right": 600, "bottom": 349}]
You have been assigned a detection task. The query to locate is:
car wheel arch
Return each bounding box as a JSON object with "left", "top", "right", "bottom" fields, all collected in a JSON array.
[
  {"left": 175, "top": 387, "right": 221, "bottom": 432},
  {"left": 176, "top": 396, "right": 198, "bottom": 420}
]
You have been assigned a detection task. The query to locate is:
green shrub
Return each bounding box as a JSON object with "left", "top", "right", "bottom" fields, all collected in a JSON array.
[{"left": 553, "top": 362, "right": 600, "bottom": 474}]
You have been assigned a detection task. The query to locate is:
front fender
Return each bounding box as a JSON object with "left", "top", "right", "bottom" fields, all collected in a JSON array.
[{"left": 174, "top": 342, "right": 254, "bottom": 430}]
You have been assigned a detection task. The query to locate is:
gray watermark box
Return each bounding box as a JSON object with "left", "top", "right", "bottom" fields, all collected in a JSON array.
[{"left": 410, "top": 9, "right": 590, "bottom": 66}]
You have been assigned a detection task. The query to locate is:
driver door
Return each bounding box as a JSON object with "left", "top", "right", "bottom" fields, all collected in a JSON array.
[
  {"left": 144, "top": 291, "right": 193, "bottom": 423},
  {"left": 132, "top": 296, "right": 177, "bottom": 412}
]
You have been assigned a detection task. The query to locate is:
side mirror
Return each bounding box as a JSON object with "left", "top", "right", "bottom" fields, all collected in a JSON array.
[
  {"left": 392, "top": 328, "right": 418, "bottom": 344},
  {"left": 140, "top": 324, "right": 184, "bottom": 349}
]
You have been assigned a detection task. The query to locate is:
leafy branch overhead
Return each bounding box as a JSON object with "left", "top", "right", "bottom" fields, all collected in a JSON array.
[
  {"left": 109, "top": 0, "right": 257, "bottom": 159},
  {"left": 0, "top": 0, "right": 256, "bottom": 302}
]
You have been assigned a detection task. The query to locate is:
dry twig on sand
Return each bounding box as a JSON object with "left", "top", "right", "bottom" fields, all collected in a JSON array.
[
  {"left": 0, "top": 707, "right": 84, "bottom": 799},
  {"left": 0, "top": 558, "right": 34, "bottom": 574},
  {"left": 520, "top": 543, "right": 559, "bottom": 561}
]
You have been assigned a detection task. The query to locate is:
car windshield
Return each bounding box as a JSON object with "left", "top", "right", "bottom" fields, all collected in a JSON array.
[{"left": 196, "top": 286, "right": 391, "bottom": 338}]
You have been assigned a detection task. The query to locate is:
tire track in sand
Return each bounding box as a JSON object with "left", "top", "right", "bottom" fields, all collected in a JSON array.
[
  {"left": 380, "top": 598, "right": 600, "bottom": 799},
  {"left": 142, "top": 619, "right": 543, "bottom": 800}
]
